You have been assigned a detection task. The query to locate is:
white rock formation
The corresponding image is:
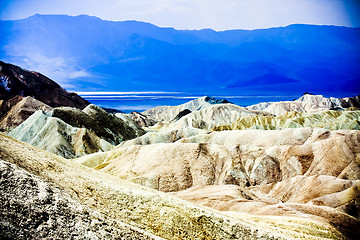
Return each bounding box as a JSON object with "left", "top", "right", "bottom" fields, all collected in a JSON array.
[
  {"left": 247, "top": 94, "right": 360, "bottom": 116},
  {"left": 142, "top": 96, "right": 231, "bottom": 122}
]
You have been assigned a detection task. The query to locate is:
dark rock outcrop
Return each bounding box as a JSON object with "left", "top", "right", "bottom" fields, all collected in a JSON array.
[
  {"left": 83, "top": 104, "right": 146, "bottom": 142},
  {"left": 102, "top": 107, "right": 125, "bottom": 114},
  {"left": 52, "top": 104, "right": 145, "bottom": 145},
  {"left": 173, "top": 109, "right": 192, "bottom": 121},
  {"left": 0, "top": 61, "right": 89, "bottom": 109},
  {"left": 204, "top": 96, "right": 232, "bottom": 104}
]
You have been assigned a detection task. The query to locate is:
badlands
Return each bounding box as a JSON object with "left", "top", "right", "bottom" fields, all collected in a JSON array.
[{"left": 2, "top": 92, "right": 360, "bottom": 239}]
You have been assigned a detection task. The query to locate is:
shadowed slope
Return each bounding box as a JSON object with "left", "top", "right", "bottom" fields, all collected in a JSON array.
[
  {"left": 0, "top": 160, "right": 160, "bottom": 239},
  {"left": 0, "top": 95, "right": 51, "bottom": 131},
  {"left": 0, "top": 61, "right": 89, "bottom": 109}
]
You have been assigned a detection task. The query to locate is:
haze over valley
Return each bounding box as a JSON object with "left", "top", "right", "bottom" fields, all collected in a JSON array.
[{"left": 1, "top": 14, "right": 359, "bottom": 98}]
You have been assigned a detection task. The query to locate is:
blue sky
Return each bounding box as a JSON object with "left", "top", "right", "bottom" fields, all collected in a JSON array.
[{"left": 0, "top": 0, "right": 359, "bottom": 30}]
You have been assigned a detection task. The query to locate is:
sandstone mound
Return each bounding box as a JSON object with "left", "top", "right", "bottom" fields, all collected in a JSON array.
[
  {"left": 118, "top": 127, "right": 207, "bottom": 149},
  {"left": 168, "top": 103, "right": 271, "bottom": 131},
  {"left": 298, "top": 94, "right": 360, "bottom": 109},
  {"left": 121, "top": 105, "right": 358, "bottom": 150},
  {"left": 247, "top": 100, "right": 316, "bottom": 116},
  {"left": 0, "top": 95, "right": 51, "bottom": 131},
  {"left": 172, "top": 180, "right": 360, "bottom": 239},
  {"left": 0, "top": 133, "right": 344, "bottom": 239},
  {"left": 78, "top": 128, "right": 360, "bottom": 189},
  {"left": 113, "top": 103, "right": 268, "bottom": 148},
  {"left": 141, "top": 100, "right": 359, "bottom": 142}
]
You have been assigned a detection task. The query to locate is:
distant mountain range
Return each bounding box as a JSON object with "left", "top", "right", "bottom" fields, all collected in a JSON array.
[{"left": 0, "top": 14, "right": 359, "bottom": 96}]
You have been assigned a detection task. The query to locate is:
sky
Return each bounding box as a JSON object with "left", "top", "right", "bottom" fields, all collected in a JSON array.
[{"left": 0, "top": 0, "right": 359, "bottom": 30}]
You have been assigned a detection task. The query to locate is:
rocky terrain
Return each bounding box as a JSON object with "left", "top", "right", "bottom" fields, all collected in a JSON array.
[
  {"left": 75, "top": 94, "right": 360, "bottom": 239},
  {"left": 0, "top": 133, "right": 348, "bottom": 239},
  {"left": 0, "top": 159, "right": 159, "bottom": 240},
  {"left": 0, "top": 62, "right": 146, "bottom": 158},
  {"left": 2, "top": 82, "right": 360, "bottom": 239},
  {"left": 77, "top": 128, "right": 360, "bottom": 237},
  {"left": 118, "top": 111, "right": 157, "bottom": 128}
]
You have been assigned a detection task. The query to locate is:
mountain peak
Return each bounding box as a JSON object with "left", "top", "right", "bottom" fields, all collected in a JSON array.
[{"left": 0, "top": 61, "right": 89, "bottom": 109}]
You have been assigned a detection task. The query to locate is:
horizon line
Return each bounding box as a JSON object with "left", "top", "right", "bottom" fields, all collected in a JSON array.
[
  {"left": 1, "top": 13, "right": 356, "bottom": 31},
  {"left": 76, "top": 91, "right": 184, "bottom": 95}
]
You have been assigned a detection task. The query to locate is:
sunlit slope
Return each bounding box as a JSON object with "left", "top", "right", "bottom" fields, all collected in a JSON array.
[
  {"left": 76, "top": 128, "right": 360, "bottom": 238},
  {"left": 214, "top": 110, "right": 360, "bottom": 131},
  {"left": 0, "top": 133, "right": 347, "bottom": 239}
]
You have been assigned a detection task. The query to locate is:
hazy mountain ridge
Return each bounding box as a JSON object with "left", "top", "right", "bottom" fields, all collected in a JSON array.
[{"left": 1, "top": 14, "right": 359, "bottom": 95}]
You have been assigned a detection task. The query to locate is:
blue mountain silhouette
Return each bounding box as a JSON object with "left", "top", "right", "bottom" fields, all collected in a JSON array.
[{"left": 1, "top": 14, "right": 359, "bottom": 96}]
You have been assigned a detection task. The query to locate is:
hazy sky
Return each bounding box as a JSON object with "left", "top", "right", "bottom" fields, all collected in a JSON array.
[{"left": 0, "top": 0, "right": 359, "bottom": 30}]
